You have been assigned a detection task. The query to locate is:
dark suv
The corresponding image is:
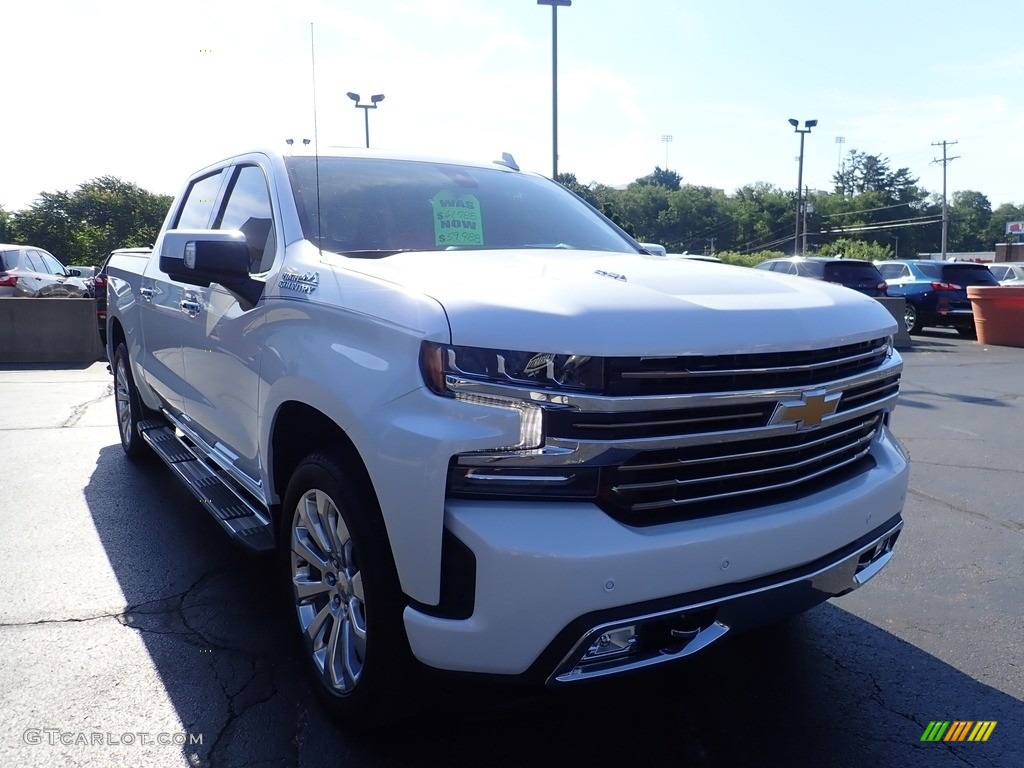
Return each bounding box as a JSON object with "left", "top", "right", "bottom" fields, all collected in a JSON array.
[
  {"left": 754, "top": 257, "right": 888, "bottom": 297},
  {"left": 875, "top": 259, "right": 998, "bottom": 336}
]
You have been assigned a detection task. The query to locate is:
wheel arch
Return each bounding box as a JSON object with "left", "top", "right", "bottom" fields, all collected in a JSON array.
[{"left": 269, "top": 401, "right": 376, "bottom": 529}]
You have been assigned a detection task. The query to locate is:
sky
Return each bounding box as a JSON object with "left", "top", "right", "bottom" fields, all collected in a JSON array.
[{"left": 3, "top": 0, "right": 1023, "bottom": 213}]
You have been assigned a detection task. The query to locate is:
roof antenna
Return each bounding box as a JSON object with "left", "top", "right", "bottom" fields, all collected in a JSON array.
[
  {"left": 310, "top": 22, "right": 322, "bottom": 253},
  {"left": 494, "top": 152, "right": 519, "bottom": 171}
]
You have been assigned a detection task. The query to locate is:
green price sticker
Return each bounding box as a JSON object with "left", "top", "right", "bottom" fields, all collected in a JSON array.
[{"left": 432, "top": 191, "right": 484, "bottom": 246}]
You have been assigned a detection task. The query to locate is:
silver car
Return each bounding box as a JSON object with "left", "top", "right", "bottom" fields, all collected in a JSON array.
[
  {"left": 0, "top": 244, "right": 90, "bottom": 297},
  {"left": 987, "top": 262, "right": 1024, "bottom": 286}
]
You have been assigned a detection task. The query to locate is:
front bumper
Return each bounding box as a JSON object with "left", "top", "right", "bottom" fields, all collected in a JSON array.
[
  {"left": 546, "top": 515, "right": 900, "bottom": 684},
  {"left": 402, "top": 424, "right": 908, "bottom": 679}
]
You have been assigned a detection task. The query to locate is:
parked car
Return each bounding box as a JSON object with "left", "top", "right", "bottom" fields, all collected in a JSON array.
[
  {"left": 0, "top": 244, "right": 90, "bottom": 297},
  {"left": 986, "top": 262, "right": 1024, "bottom": 286},
  {"left": 754, "top": 256, "right": 888, "bottom": 297},
  {"left": 67, "top": 265, "right": 97, "bottom": 280},
  {"left": 875, "top": 259, "right": 999, "bottom": 336},
  {"left": 93, "top": 247, "right": 152, "bottom": 346}
]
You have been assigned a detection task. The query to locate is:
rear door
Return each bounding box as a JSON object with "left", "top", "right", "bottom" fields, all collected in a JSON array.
[
  {"left": 37, "top": 250, "right": 78, "bottom": 296},
  {"left": 22, "top": 250, "right": 53, "bottom": 296},
  {"left": 141, "top": 169, "right": 230, "bottom": 414}
]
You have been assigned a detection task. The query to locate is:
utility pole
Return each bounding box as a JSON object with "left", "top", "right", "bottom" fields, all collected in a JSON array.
[
  {"left": 835, "top": 136, "right": 845, "bottom": 196},
  {"left": 789, "top": 119, "right": 817, "bottom": 256},
  {"left": 931, "top": 140, "right": 959, "bottom": 261},
  {"left": 538, "top": 0, "right": 571, "bottom": 179},
  {"left": 802, "top": 186, "right": 811, "bottom": 255}
]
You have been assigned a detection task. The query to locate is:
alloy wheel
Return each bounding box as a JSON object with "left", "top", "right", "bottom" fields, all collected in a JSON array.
[{"left": 290, "top": 489, "right": 367, "bottom": 694}]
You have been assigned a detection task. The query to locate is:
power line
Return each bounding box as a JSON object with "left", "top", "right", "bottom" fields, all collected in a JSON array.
[
  {"left": 821, "top": 201, "right": 927, "bottom": 219},
  {"left": 821, "top": 217, "right": 943, "bottom": 235}
]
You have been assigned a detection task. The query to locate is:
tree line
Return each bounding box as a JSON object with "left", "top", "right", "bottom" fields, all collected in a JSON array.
[
  {"left": 559, "top": 148, "right": 1024, "bottom": 265},
  {"left": 2, "top": 150, "right": 1021, "bottom": 267},
  {"left": 0, "top": 177, "right": 171, "bottom": 265}
]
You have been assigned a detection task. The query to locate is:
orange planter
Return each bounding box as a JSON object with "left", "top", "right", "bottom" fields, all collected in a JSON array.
[{"left": 967, "top": 286, "right": 1024, "bottom": 347}]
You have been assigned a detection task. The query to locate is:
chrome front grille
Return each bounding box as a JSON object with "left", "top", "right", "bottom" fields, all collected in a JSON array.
[
  {"left": 448, "top": 336, "right": 901, "bottom": 525},
  {"left": 604, "top": 336, "right": 891, "bottom": 396},
  {"left": 599, "top": 411, "right": 883, "bottom": 522}
]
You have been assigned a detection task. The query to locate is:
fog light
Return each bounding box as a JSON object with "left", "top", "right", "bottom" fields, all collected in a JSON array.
[{"left": 582, "top": 625, "right": 637, "bottom": 662}]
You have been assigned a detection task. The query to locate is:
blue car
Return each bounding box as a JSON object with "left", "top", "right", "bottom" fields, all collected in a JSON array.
[{"left": 875, "top": 260, "right": 999, "bottom": 336}]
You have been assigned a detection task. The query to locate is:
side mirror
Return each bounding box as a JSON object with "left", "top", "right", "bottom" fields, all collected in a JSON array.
[{"left": 159, "top": 230, "right": 263, "bottom": 307}]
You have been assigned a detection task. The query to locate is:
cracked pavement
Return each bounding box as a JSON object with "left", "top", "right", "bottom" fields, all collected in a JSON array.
[{"left": 1, "top": 334, "right": 1021, "bottom": 767}]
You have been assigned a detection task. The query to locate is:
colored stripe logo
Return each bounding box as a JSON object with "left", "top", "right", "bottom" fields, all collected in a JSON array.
[{"left": 920, "top": 721, "right": 996, "bottom": 742}]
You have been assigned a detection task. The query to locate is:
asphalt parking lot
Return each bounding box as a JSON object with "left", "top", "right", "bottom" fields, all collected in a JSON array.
[{"left": 0, "top": 330, "right": 1021, "bottom": 768}]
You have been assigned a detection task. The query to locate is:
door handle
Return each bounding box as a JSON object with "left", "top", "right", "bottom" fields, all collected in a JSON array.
[
  {"left": 180, "top": 299, "right": 202, "bottom": 315},
  {"left": 139, "top": 287, "right": 155, "bottom": 300}
]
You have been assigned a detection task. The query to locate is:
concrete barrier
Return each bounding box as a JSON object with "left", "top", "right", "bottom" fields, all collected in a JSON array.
[
  {"left": 0, "top": 298, "right": 104, "bottom": 364},
  {"left": 875, "top": 297, "right": 911, "bottom": 350}
]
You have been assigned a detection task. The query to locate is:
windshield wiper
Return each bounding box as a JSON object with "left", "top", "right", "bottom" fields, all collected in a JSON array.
[{"left": 333, "top": 248, "right": 428, "bottom": 259}]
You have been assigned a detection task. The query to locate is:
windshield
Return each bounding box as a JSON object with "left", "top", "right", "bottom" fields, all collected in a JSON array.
[{"left": 285, "top": 157, "right": 636, "bottom": 257}]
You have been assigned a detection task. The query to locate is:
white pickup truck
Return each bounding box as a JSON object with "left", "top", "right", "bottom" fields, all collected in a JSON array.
[{"left": 106, "top": 147, "right": 909, "bottom": 726}]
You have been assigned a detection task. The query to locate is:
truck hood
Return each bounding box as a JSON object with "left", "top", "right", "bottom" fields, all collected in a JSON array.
[{"left": 336, "top": 249, "right": 898, "bottom": 355}]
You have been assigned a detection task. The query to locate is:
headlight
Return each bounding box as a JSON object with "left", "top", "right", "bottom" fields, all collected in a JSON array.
[{"left": 419, "top": 342, "right": 604, "bottom": 395}]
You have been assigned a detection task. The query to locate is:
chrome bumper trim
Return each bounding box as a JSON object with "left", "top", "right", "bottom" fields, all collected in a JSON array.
[{"left": 549, "top": 518, "right": 903, "bottom": 685}]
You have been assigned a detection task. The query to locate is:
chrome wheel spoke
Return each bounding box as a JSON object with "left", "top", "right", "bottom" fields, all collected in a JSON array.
[
  {"left": 293, "top": 575, "right": 331, "bottom": 601},
  {"left": 326, "top": 610, "right": 345, "bottom": 688},
  {"left": 297, "top": 492, "right": 332, "bottom": 557},
  {"left": 304, "top": 602, "right": 332, "bottom": 646},
  {"left": 341, "top": 612, "right": 364, "bottom": 685},
  {"left": 292, "top": 531, "right": 329, "bottom": 574},
  {"left": 350, "top": 570, "right": 365, "bottom": 604}
]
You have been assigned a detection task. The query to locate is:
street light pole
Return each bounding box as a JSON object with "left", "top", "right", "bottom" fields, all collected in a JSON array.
[
  {"left": 789, "top": 118, "right": 817, "bottom": 256},
  {"left": 346, "top": 92, "right": 385, "bottom": 148},
  {"left": 661, "top": 134, "right": 673, "bottom": 169},
  {"left": 538, "top": 0, "right": 571, "bottom": 179}
]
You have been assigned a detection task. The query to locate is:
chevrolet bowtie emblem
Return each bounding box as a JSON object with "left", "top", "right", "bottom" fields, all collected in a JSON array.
[{"left": 770, "top": 389, "right": 841, "bottom": 430}]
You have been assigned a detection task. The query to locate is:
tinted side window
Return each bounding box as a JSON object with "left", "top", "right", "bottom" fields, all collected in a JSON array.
[
  {"left": 0, "top": 250, "right": 20, "bottom": 270},
  {"left": 916, "top": 263, "right": 940, "bottom": 279},
  {"left": 174, "top": 171, "right": 225, "bottom": 229},
  {"left": 988, "top": 265, "right": 1008, "bottom": 281},
  {"left": 215, "top": 165, "right": 276, "bottom": 273},
  {"left": 879, "top": 263, "right": 908, "bottom": 279},
  {"left": 38, "top": 251, "right": 66, "bottom": 275},
  {"left": 24, "top": 250, "right": 46, "bottom": 273},
  {"left": 797, "top": 262, "right": 824, "bottom": 278}
]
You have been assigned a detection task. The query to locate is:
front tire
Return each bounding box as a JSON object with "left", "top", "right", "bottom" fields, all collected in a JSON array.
[{"left": 281, "top": 451, "right": 411, "bottom": 728}]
